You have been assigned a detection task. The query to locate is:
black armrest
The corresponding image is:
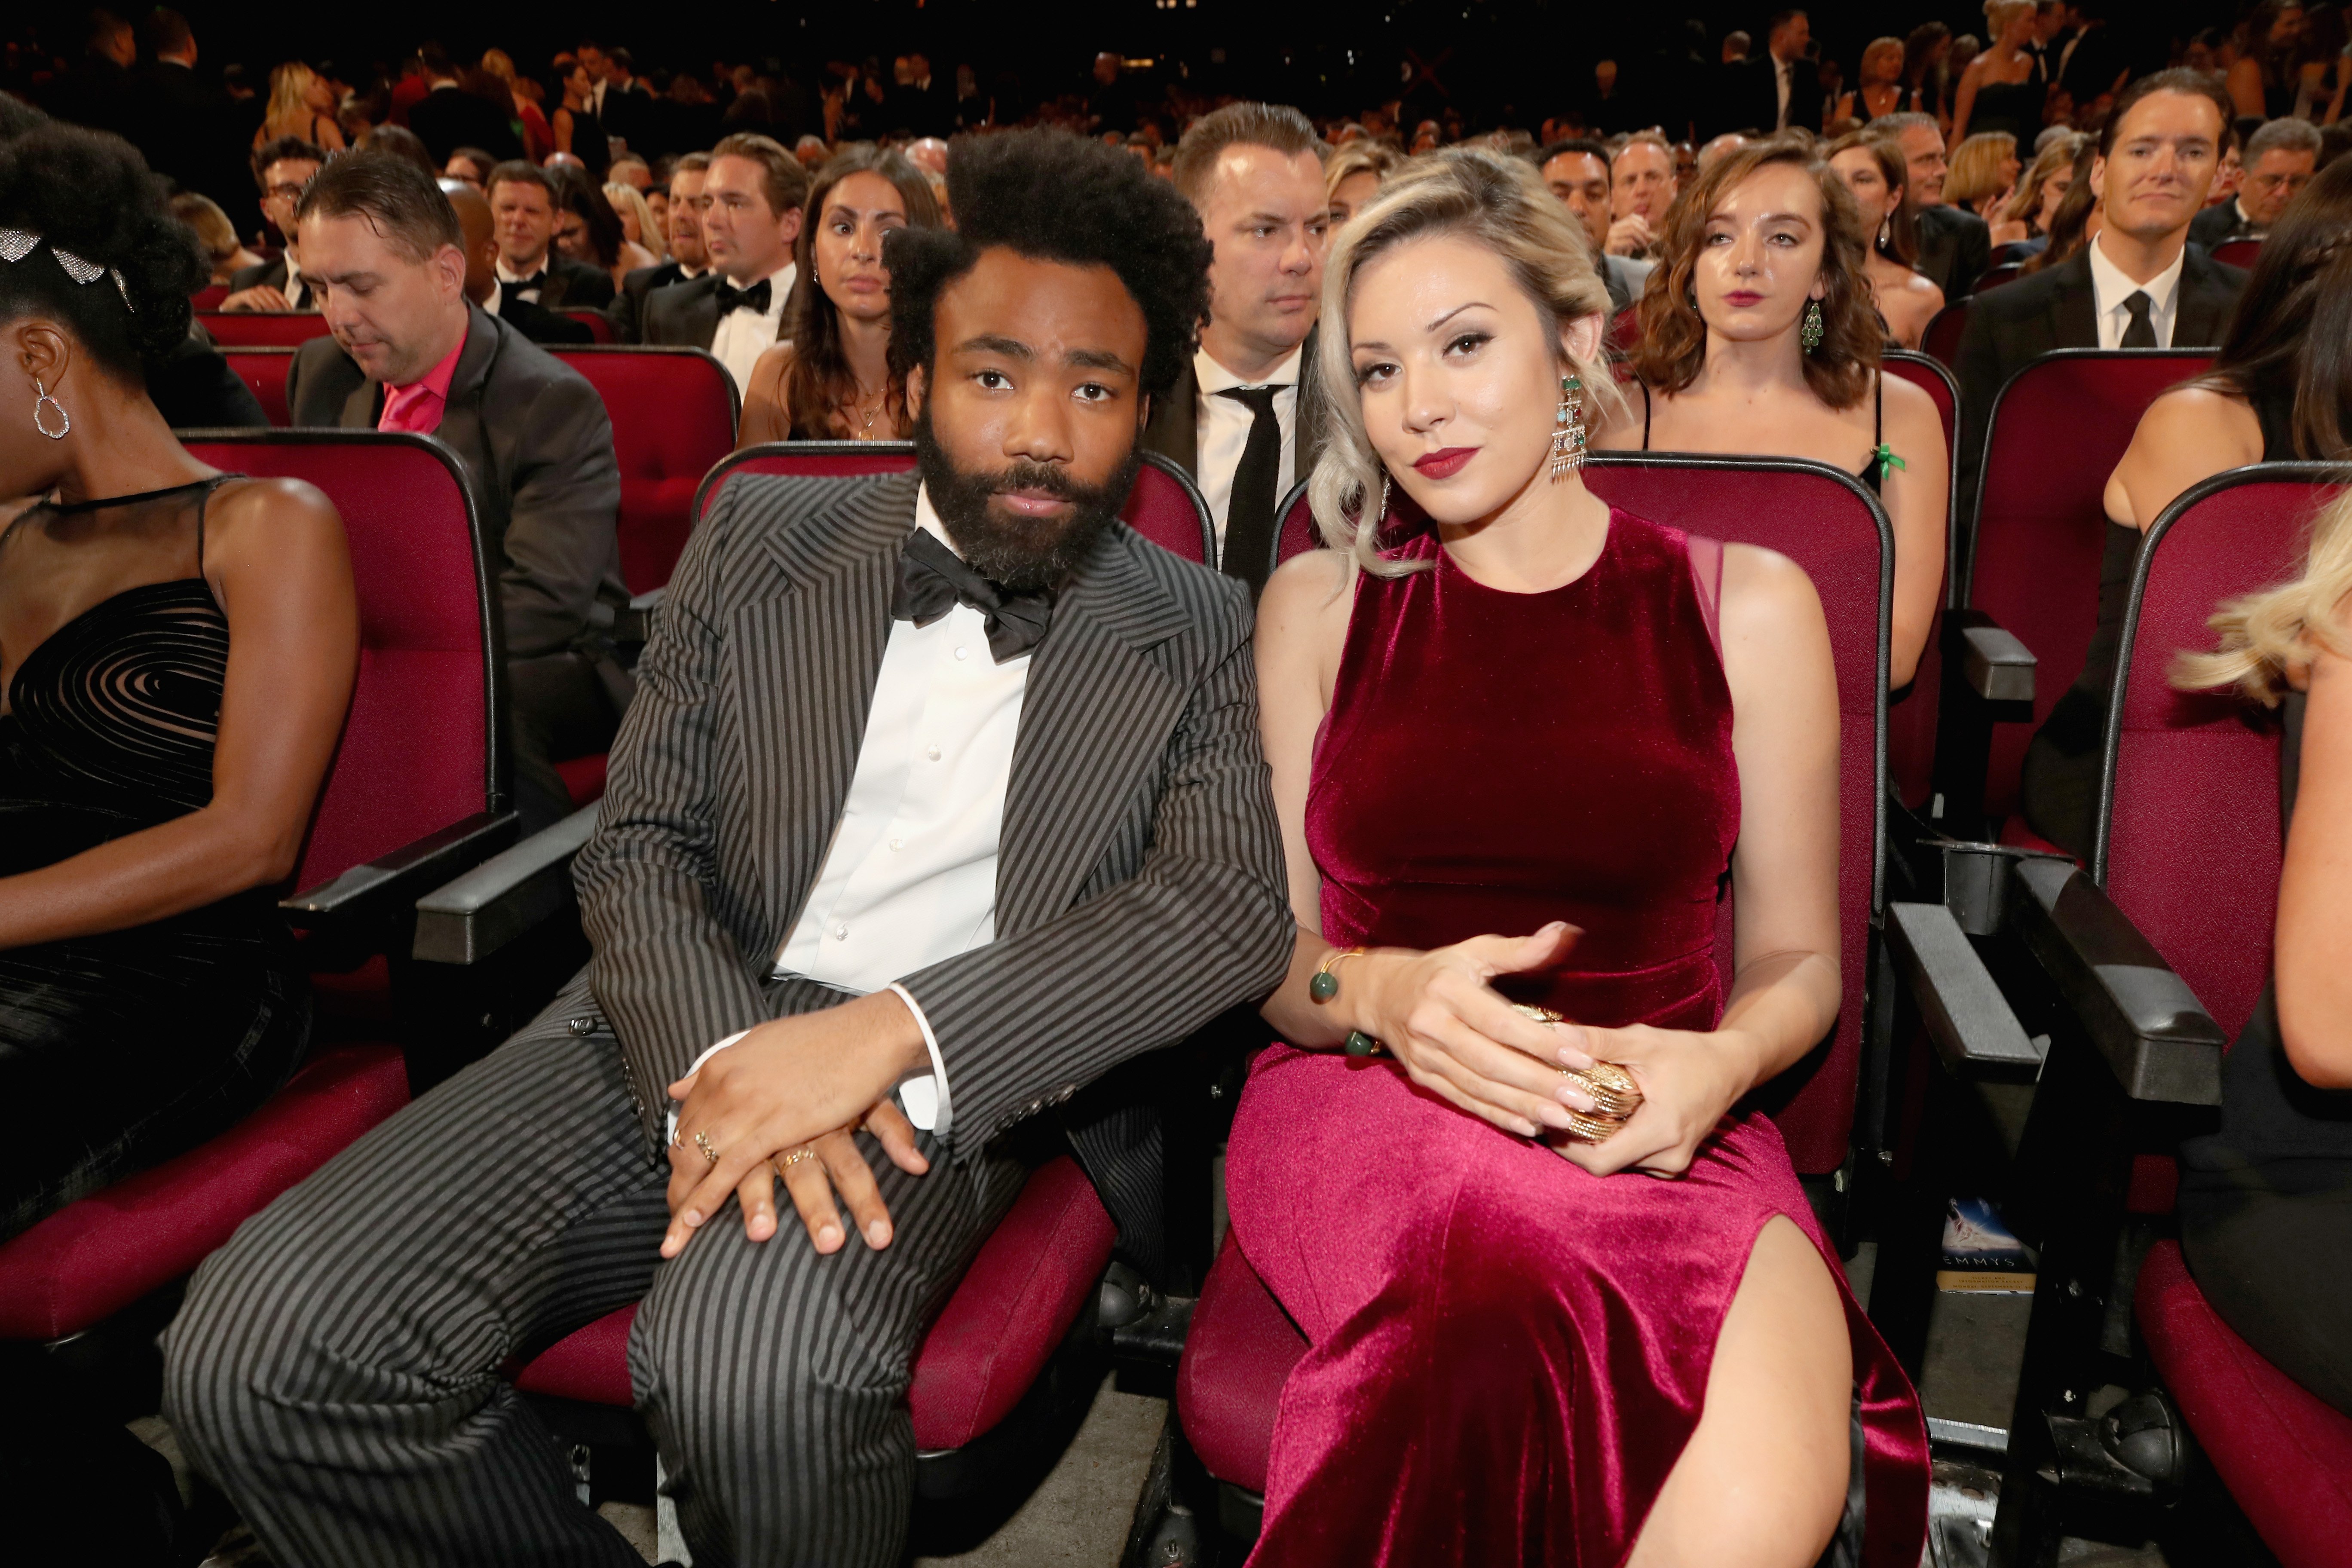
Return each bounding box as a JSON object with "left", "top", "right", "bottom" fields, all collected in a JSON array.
[
  {"left": 282, "top": 810, "right": 519, "bottom": 936},
  {"left": 2008, "top": 858, "right": 2225, "bottom": 1104},
  {"left": 412, "top": 802, "right": 600, "bottom": 965},
  {"left": 1886, "top": 901, "right": 2046, "bottom": 1072},
  {"left": 1953, "top": 608, "right": 2035, "bottom": 703}
]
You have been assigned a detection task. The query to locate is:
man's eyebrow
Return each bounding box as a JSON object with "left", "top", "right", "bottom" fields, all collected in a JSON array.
[
  {"left": 1065, "top": 347, "right": 1135, "bottom": 374},
  {"left": 954, "top": 334, "right": 1034, "bottom": 360}
]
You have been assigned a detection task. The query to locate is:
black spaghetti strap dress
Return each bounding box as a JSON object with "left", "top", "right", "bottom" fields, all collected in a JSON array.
[{"left": 0, "top": 476, "right": 310, "bottom": 1240}]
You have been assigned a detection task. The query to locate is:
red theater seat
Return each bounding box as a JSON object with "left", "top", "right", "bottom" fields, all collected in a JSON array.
[
  {"left": 1923, "top": 300, "right": 1969, "bottom": 368},
  {"left": 197, "top": 310, "right": 336, "bottom": 348},
  {"left": 221, "top": 346, "right": 296, "bottom": 426},
  {"left": 696, "top": 443, "right": 1216, "bottom": 567},
  {"left": 1176, "top": 1232, "right": 1307, "bottom": 1495},
  {"left": 564, "top": 309, "right": 619, "bottom": 343},
  {"left": 190, "top": 284, "right": 229, "bottom": 310},
  {"left": 514, "top": 1156, "right": 1118, "bottom": 1455},
  {"left": 1882, "top": 349, "right": 1960, "bottom": 810},
  {"left": 551, "top": 347, "right": 739, "bottom": 594},
  {"left": 1972, "top": 262, "right": 2024, "bottom": 294},
  {"left": 2211, "top": 239, "right": 2263, "bottom": 272},
  {"left": 1962, "top": 349, "right": 2210, "bottom": 824},
  {"left": 0, "top": 432, "right": 506, "bottom": 1346}
]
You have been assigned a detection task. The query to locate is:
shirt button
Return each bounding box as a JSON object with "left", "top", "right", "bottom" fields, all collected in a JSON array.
[
  {"left": 926, "top": 744, "right": 941, "bottom": 761},
  {"left": 954, "top": 646, "right": 969, "bottom": 661},
  {"left": 832, "top": 922, "right": 849, "bottom": 940},
  {"left": 889, "top": 837, "right": 904, "bottom": 851}
]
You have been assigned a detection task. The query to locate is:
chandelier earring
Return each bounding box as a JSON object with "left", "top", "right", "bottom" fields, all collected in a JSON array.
[
  {"left": 32, "top": 378, "right": 68, "bottom": 440},
  {"left": 1550, "top": 372, "right": 1588, "bottom": 479},
  {"left": 1800, "top": 299, "right": 1826, "bottom": 355}
]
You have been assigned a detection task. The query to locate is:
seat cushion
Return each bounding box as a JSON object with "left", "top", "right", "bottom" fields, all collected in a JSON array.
[
  {"left": 908, "top": 1155, "right": 1115, "bottom": 1452},
  {"left": 0, "top": 1044, "right": 410, "bottom": 1341},
  {"left": 555, "top": 752, "right": 609, "bottom": 810},
  {"left": 511, "top": 1155, "right": 1116, "bottom": 1455},
  {"left": 1175, "top": 1229, "right": 1308, "bottom": 1494},
  {"left": 2138, "top": 1240, "right": 2352, "bottom": 1566}
]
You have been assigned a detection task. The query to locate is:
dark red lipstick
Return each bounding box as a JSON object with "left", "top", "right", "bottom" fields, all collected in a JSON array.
[{"left": 1413, "top": 447, "right": 1478, "bottom": 479}]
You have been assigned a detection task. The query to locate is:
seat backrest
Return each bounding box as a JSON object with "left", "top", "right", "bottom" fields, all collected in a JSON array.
[
  {"left": 550, "top": 347, "right": 738, "bottom": 594},
  {"left": 1923, "top": 300, "right": 1970, "bottom": 368},
  {"left": 1972, "top": 262, "right": 2024, "bottom": 294},
  {"left": 2099, "top": 466, "right": 2339, "bottom": 1040},
  {"left": 1883, "top": 349, "right": 1960, "bottom": 591},
  {"left": 190, "top": 283, "right": 228, "bottom": 310},
  {"left": 2211, "top": 238, "right": 2263, "bottom": 272},
  {"left": 178, "top": 432, "right": 500, "bottom": 892},
  {"left": 221, "top": 346, "right": 296, "bottom": 427},
  {"left": 196, "top": 310, "right": 337, "bottom": 348},
  {"left": 1966, "top": 349, "right": 2211, "bottom": 818},
  {"left": 694, "top": 443, "right": 1216, "bottom": 567},
  {"left": 1584, "top": 455, "right": 1891, "bottom": 1174},
  {"left": 564, "top": 308, "right": 619, "bottom": 344}
]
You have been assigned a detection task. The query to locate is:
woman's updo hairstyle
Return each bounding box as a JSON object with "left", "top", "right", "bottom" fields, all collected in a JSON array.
[
  {"left": 0, "top": 124, "right": 205, "bottom": 381},
  {"left": 1313, "top": 146, "right": 1622, "bottom": 577}
]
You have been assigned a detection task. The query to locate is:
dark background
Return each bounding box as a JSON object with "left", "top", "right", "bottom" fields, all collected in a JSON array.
[{"left": 7, "top": 1, "right": 2227, "bottom": 128}]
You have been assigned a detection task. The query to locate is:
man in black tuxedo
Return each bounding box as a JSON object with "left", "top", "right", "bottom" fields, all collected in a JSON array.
[
  {"left": 221, "top": 138, "right": 326, "bottom": 312},
  {"left": 169, "top": 128, "right": 1290, "bottom": 1568},
  {"left": 447, "top": 181, "right": 590, "bottom": 344},
  {"left": 579, "top": 41, "right": 657, "bottom": 158},
  {"left": 2190, "top": 115, "right": 2320, "bottom": 246},
  {"left": 886, "top": 51, "right": 951, "bottom": 138},
  {"left": 405, "top": 46, "right": 522, "bottom": 165},
  {"left": 129, "top": 8, "right": 251, "bottom": 209},
  {"left": 38, "top": 8, "right": 138, "bottom": 139},
  {"left": 1954, "top": 70, "right": 2249, "bottom": 518},
  {"left": 279, "top": 154, "right": 628, "bottom": 833},
  {"left": 642, "top": 134, "right": 806, "bottom": 393},
  {"left": 1144, "top": 102, "right": 1328, "bottom": 590},
  {"left": 610, "top": 153, "right": 710, "bottom": 343},
  {"left": 1876, "top": 112, "right": 1992, "bottom": 300},
  {"left": 1706, "top": 9, "right": 1824, "bottom": 140},
  {"left": 486, "top": 160, "right": 616, "bottom": 315}
]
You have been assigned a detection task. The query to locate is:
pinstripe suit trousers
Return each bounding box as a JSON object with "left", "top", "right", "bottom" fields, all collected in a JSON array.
[{"left": 162, "top": 974, "right": 1029, "bottom": 1568}]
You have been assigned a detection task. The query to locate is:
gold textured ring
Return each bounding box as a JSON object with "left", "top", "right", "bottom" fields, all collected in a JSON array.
[
  {"left": 693, "top": 1130, "right": 721, "bottom": 1166},
  {"left": 1513, "top": 1003, "right": 1644, "bottom": 1144},
  {"left": 776, "top": 1147, "right": 816, "bottom": 1171}
]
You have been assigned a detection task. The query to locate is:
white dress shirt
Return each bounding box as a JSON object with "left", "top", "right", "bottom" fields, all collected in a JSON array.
[
  {"left": 496, "top": 254, "right": 554, "bottom": 302},
  {"left": 2086, "top": 233, "right": 2187, "bottom": 350},
  {"left": 708, "top": 262, "right": 796, "bottom": 396},
  {"left": 280, "top": 257, "right": 312, "bottom": 311},
  {"left": 673, "top": 485, "right": 1027, "bottom": 1140},
  {"left": 1193, "top": 344, "right": 1303, "bottom": 559}
]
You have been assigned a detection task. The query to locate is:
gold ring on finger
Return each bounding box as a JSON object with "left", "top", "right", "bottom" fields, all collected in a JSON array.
[
  {"left": 776, "top": 1146, "right": 816, "bottom": 1171},
  {"left": 693, "top": 1130, "right": 721, "bottom": 1166}
]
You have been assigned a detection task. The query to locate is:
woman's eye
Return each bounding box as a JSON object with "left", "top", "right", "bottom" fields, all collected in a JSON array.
[
  {"left": 1445, "top": 332, "right": 1491, "bottom": 357},
  {"left": 1354, "top": 361, "right": 1397, "bottom": 386}
]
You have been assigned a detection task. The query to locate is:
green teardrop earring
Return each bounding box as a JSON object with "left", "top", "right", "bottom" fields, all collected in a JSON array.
[{"left": 1800, "top": 299, "right": 1825, "bottom": 355}]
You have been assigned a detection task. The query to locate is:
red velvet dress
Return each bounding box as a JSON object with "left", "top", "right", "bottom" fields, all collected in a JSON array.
[{"left": 1224, "top": 514, "right": 1928, "bottom": 1567}]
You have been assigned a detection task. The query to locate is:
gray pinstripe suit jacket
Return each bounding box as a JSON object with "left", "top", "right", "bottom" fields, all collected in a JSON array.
[{"left": 571, "top": 468, "right": 1294, "bottom": 1277}]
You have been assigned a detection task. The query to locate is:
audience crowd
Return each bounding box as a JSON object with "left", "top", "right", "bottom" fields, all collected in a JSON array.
[{"left": 4, "top": 3, "right": 2352, "bottom": 1565}]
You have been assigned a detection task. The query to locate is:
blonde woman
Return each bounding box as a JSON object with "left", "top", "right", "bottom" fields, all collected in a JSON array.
[
  {"left": 603, "top": 181, "right": 666, "bottom": 267},
  {"left": 169, "top": 192, "right": 263, "bottom": 285},
  {"left": 1234, "top": 146, "right": 1928, "bottom": 1568},
  {"left": 2170, "top": 486, "right": 2352, "bottom": 1419},
  {"left": 1946, "top": 130, "right": 2020, "bottom": 223},
  {"left": 1323, "top": 141, "right": 1401, "bottom": 227},
  {"left": 1991, "top": 132, "right": 2086, "bottom": 250},
  {"left": 1950, "top": 0, "right": 2048, "bottom": 143},
  {"left": 1837, "top": 36, "right": 1911, "bottom": 127},
  {"left": 251, "top": 62, "right": 344, "bottom": 153}
]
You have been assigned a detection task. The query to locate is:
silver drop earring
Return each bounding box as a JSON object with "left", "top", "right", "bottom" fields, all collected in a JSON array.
[
  {"left": 32, "top": 378, "right": 67, "bottom": 439},
  {"left": 1878, "top": 215, "right": 1892, "bottom": 251}
]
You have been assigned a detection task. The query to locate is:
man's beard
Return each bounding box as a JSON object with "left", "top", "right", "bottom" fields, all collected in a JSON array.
[{"left": 913, "top": 407, "right": 1140, "bottom": 592}]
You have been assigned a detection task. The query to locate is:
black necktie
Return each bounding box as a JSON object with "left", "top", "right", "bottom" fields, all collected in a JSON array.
[
  {"left": 2121, "top": 290, "right": 2158, "bottom": 349},
  {"left": 714, "top": 278, "right": 772, "bottom": 318},
  {"left": 892, "top": 528, "right": 1054, "bottom": 663},
  {"left": 1216, "top": 384, "right": 1284, "bottom": 593}
]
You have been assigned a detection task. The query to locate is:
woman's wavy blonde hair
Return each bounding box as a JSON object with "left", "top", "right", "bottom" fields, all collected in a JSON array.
[
  {"left": 1947, "top": 131, "right": 2018, "bottom": 211},
  {"left": 2174, "top": 486, "right": 2352, "bottom": 704},
  {"left": 1311, "top": 147, "right": 1622, "bottom": 577}
]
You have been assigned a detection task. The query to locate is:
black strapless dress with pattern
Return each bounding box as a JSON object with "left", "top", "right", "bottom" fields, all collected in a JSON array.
[{"left": 0, "top": 477, "right": 309, "bottom": 1240}]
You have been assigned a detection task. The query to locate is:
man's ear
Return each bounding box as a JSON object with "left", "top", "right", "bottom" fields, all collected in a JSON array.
[
  {"left": 779, "top": 206, "right": 805, "bottom": 250},
  {"left": 2089, "top": 153, "right": 2108, "bottom": 203},
  {"left": 433, "top": 243, "right": 468, "bottom": 300},
  {"left": 905, "top": 363, "right": 926, "bottom": 421}
]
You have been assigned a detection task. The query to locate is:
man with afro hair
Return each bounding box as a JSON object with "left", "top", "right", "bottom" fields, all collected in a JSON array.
[{"left": 167, "top": 127, "right": 1293, "bottom": 1568}]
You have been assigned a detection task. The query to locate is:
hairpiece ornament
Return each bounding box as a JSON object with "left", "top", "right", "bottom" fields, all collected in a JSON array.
[{"left": 0, "top": 227, "right": 135, "bottom": 312}]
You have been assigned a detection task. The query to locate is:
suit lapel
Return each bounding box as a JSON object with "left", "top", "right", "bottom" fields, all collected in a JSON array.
[
  {"left": 996, "top": 533, "right": 1195, "bottom": 937},
  {"left": 2175, "top": 252, "right": 2234, "bottom": 346},
  {"left": 741, "top": 471, "right": 916, "bottom": 955},
  {"left": 1293, "top": 323, "right": 1325, "bottom": 480},
  {"left": 2050, "top": 251, "right": 2098, "bottom": 350},
  {"left": 1143, "top": 356, "right": 1202, "bottom": 472}
]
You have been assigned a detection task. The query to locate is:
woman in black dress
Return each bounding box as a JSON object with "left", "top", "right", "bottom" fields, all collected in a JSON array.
[
  {"left": 0, "top": 124, "right": 357, "bottom": 1241},
  {"left": 2021, "top": 157, "right": 2352, "bottom": 855}
]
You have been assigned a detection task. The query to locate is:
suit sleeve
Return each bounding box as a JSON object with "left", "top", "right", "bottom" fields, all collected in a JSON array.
[
  {"left": 606, "top": 283, "right": 642, "bottom": 346},
  {"left": 496, "top": 369, "right": 623, "bottom": 658},
  {"left": 1951, "top": 219, "right": 1991, "bottom": 303},
  {"left": 574, "top": 479, "right": 775, "bottom": 1150},
  {"left": 897, "top": 580, "right": 1296, "bottom": 1161}
]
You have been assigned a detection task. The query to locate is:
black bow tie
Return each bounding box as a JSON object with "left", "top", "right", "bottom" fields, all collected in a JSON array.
[
  {"left": 892, "top": 528, "right": 1054, "bottom": 663},
  {"left": 508, "top": 270, "right": 547, "bottom": 295},
  {"left": 714, "top": 277, "right": 772, "bottom": 317}
]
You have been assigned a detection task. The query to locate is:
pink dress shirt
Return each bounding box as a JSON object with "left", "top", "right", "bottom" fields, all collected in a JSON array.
[{"left": 377, "top": 333, "right": 467, "bottom": 435}]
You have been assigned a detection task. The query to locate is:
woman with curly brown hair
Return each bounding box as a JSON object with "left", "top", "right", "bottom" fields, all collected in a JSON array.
[{"left": 1597, "top": 136, "right": 1947, "bottom": 686}]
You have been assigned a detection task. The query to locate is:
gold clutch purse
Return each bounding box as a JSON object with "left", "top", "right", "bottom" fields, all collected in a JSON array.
[{"left": 1513, "top": 1004, "right": 1643, "bottom": 1143}]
